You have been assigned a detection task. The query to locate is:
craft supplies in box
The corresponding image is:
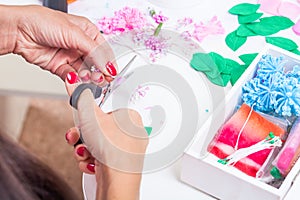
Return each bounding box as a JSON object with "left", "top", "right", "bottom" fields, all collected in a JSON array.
[{"left": 181, "top": 45, "right": 300, "bottom": 200}]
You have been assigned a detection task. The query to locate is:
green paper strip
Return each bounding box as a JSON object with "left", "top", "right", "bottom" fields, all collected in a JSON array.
[
  {"left": 238, "top": 12, "right": 263, "bottom": 24},
  {"left": 238, "top": 53, "right": 258, "bottom": 65},
  {"left": 246, "top": 16, "right": 295, "bottom": 36},
  {"left": 266, "top": 37, "right": 298, "bottom": 51},
  {"left": 236, "top": 25, "right": 257, "bottom": 37},
  {"left": 144, "top": 126, "right": 152, "bottom": 136},
  {"left": 228, "top": 3, "right": 260, "bottom": 15},
  {"left": 225, "top": 30, "right": 247, "bottom": 51}
]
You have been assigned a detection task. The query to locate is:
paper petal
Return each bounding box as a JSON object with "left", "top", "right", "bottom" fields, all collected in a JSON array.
[
  {"left": 258, "top": 0, "right": 281, "bottom": 15},
  {"left": 278, "top": 2, "right": 300, "bottom": 20},
  {"left": 293, "top": 19, "right": 300, "bottom": 36}
]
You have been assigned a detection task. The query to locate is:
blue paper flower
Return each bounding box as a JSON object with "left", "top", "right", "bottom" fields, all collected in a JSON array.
[
  {"left": 256, "top": 54, "right": 286, "bottom": 80},
  {"left": 273, "top": 77, "right": 300, "bottom": 117},
  {"left": 242, "top": 54, "right": 300, "bottom": 117}
]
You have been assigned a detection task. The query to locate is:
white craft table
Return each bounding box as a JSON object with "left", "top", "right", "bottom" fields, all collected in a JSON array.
[{"left": 0, "top": 0, "right": 299, "bottom": 200}]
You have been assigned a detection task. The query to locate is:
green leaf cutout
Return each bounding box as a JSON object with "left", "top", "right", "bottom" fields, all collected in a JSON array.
[
  {"left": 246, "top": 16, "right": 295, "bottom": 36},
  {"left": 238, "top": 12, "right": 263, "bottom": 24},
  {"left": 236, "top": 25, "right": 257, "bottom": 37},
  {"left": 291, "top": 49, "right": 300, "bottom": 55},
  {"left": 239, "top": 53, "right": 258, "bottom": 65},
  {"left": 229, "top": 3, "right": 260, "bottom": 15},
  {"left": 225, "top": 30, "right": 247, "bottom": 51},
  {"left": 230, "top": 64, "right": 248, "bottom": 85},
  {"left": 190, "top": 53, "right": 217, "bottom": 72},
  {"left": 144, "top": 126, "right": 152, "bottom": 136},
  {"left": 266, "top": 37, "right": 298, "bottom": 51},
  {"left": 190, "top": 52, "right": 230, "bottom": 87}
]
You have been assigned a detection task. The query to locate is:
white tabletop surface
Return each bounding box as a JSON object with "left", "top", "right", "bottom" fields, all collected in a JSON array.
[{"left": 0, "top": 0, "right": 299, "bottom": 199}]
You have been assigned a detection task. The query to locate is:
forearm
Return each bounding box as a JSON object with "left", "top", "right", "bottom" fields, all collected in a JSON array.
[{"left": 0, "top": 5, "right": 19, "bottom": 55}]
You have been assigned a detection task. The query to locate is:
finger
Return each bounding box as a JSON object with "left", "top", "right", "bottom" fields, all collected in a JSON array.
[
  {"left": 65, "top": 127, "right": 80, "bottom": 145},
  {"left": 79, "top": 161, "right": 96, "bottom": 174},
  {"left": 77, "top": 89, "right": 106, "bottom": 161},
  {"left": 65, "top": 71, "right": 81, "bottom": 96},
  {"left": 74, "top": 145, "right": 90, "bottom": 161},
  {"left": 91, "top": 72, "right": 108, "bottom": 86}
]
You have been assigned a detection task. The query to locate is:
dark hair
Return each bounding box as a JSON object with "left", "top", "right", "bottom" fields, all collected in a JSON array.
[{"left": 0, "top": 132, "right": 79, "bottom": 200}]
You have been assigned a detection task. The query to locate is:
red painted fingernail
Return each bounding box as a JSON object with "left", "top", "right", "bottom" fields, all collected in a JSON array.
[
  {"left": 96, "top": 75, "right": 104, "bottom": 83},
  {"left": 87, "top": 163, "right": 95, "bottom": 173},
  {"left": 105, "top": 61, "right": 117, "bottom": 76},
  {"left": 65, "top": 130, "right": 71, "bottom": 142},
  {"left": 67, "top": 72, "right": 78, "bottom": 84},
  {"left": 76, "top": 146, "right": 85, "bottom": 157},
  {"left": 80, "top": 72, "right": 90, "bottom": 82}
]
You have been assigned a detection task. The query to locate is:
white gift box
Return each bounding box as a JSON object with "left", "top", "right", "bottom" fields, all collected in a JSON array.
[{"left": 181, "top": 45, "right": 300, "bottom": 200}]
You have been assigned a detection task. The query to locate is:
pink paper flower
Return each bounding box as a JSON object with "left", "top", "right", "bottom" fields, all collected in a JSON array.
[
  {"left": 152, "top": 12, "right": 169, "bottom": 24},
  {"left": 96, "top": 7, "right": 147, "bottom": 34},
  {"left": 177, "top": 17, "right": 193, "bottom": 28},
  {"left": 192, "top": 16, "right": 225, "bottom": 42}
]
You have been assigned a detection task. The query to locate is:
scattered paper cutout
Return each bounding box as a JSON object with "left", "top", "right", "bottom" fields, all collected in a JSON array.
[
  {"left": 144, "top": 126, "right": 153, "bottom": 135},
  {"left": 236, "top": 25, "right": 257, "bottom": 37},
  {"left": 258, "top": 0, "right": 281, "bottom": 15},
  {"left": 238, "top": 12, "right": 263, "bottom": 24},
  {"left": 228, "top": 3, "right": 260, "bottom": 15},
  {"left": 246, "top": 16, "right": 294, "bottom": 36},
  {"left": 190, "top": 52, "right": 248, "bottom": 86},
  {"left": 265, "top": 37, "right": 298, "bottom": 51},
  {"left": 239, "top": 53, "right": 258, "bottom": 66},
  {"left": 278, "top": 1, "right": 300, "bottom": 20},
  {"left": 225, "top": 30, "right": 247, "bottom": 51},
  {"left": 293, "top": 19, "right": 300, "bottom": 36}
]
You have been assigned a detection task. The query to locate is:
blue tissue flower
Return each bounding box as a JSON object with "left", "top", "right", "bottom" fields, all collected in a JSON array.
[
  {"left": 242, "top": 54, "right": 300, "bottom": 117},
  {"left": 256, "top": 54, "right": 285, "bottom": 80},
  {"left": 273, "top": 77, "right": 300, "bottom": 117}
]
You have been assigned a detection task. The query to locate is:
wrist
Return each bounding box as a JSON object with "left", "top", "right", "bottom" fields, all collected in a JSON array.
[
  {"left": 0, "top": 5, "right": 19, "bottom": 55},
  {"left": 96, "top": 165, "right": 142, "bottom": 200}
]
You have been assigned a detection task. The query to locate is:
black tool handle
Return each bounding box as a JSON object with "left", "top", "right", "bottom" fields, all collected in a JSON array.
[{"left": 43, "top": 0, "right": 68, "bottom": 13}]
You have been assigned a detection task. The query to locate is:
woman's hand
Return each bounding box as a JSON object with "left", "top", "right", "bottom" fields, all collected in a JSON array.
[
  {"left": 0, "top": 5, "right": 115, "bottom": 80},
  {"left": 65, "top": 77, "right": 148, "bottom": 200}
]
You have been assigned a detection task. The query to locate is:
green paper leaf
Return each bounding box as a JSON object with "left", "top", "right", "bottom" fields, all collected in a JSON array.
[
  {"left": 238, "top": 12, "right": 263, "bottom": 24},
  {"left": 209, "top": 52, "right": 227, "bottom": 73},
  {"left": 225, "top": 30, "right": 247, "bottom": 51},
  {"left": 210, "top": 74, "right": 231, "bottom": 87},
  {"left": 190, "top": 52, "right": 230, "bottom": 87},
  {"left": 266, "top": 37, "right": 298, "bottom": 51},
  {"left": 190, "top": 53, "right": 216, "bottom": 72},
  {"left": 246, "top": 16, "right": 295, "bottom": 36},
  {"left": 223, "top": 58, "right": 245, "bottom": 85},
  {"left": 236, "top": 25, "right": 257, "bottom": 36},
  {"left": 229, "top": 3, "right": 260, "bottom": 15},
  {"left": 230, "top": 64, "right": 247, "bottom": 85},
  {"left": 238, "top": 53, "right": 258, "bottom": 65},
  {"left": 291, "top": 49, "right": 300, "bottom": 55},
  {"left": 144, "top": 126, "right": 152, "bottom": 136}
]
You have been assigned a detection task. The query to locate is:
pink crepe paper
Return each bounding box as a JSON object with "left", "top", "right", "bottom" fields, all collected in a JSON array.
[
  {"left": 192, "top": 16, "right": 225, "bottom": 42},
  {"left": 278, "top": 2, "right": 300, "bottom": 20},
  {"left": 258, "top": 0, "right": 281, "bottom": 15},
  {"left": 293, "top": 19, "right": 300, "bottom": 35}
]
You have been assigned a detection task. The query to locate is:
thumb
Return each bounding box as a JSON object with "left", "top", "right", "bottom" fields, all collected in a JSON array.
[{"left": 76, "top": 89, "right": 105, "bottom": 161}]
